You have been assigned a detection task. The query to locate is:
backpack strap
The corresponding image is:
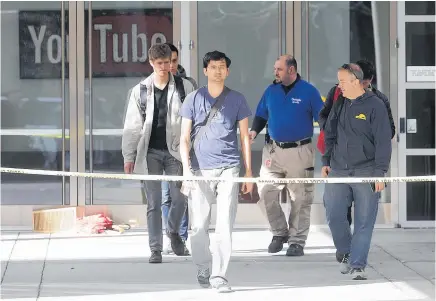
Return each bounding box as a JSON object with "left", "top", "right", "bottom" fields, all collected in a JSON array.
[
  {"left": 174, "top": 75, "right": 186, "bottom": 103},
  {"left": 138, "top": 84, "right": 148, "bottom": 123},
  {"left": 333, "top": 85, "right": 342, "bottom": 102}
]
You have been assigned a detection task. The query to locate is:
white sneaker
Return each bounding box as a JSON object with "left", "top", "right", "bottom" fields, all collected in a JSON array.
[
  {"left": 162, "top": 240, "right": 173, "bottom": 255},
  {"left": 210, "top": 277, "right": 233, "bottom": 293}
]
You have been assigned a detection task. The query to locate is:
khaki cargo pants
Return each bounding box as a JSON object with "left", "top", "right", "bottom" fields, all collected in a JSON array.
[{"left": 257, "top": 140, "right": 315, "bottom": 247}]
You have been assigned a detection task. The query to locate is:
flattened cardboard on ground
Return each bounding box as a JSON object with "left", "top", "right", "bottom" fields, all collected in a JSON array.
[{"left": 32, "top": 206, "right": 109, "bottom": 233}]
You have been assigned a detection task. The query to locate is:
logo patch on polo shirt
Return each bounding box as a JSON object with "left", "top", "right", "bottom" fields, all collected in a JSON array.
[
  {"left": 291, "top": 98, "right": 302, "bottom": 104},
  {"left": 355, "top": 113, "right": 366, "bottom": 120}
]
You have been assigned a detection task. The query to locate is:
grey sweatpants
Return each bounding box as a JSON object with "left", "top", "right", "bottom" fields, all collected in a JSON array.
[{"left": 188, "top": 166, "right": 240, "bottom": 280}]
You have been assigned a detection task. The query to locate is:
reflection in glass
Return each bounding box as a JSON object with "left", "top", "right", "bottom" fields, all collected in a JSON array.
[
  {"left": 197, "top": 2, "right": 280, "bottom": 203},
  {"left": 406, "top": 156, "right": 435, "bottom": 221},
  {"left": 406, "top": 89, "right": 435, "bottom": 149},
  {"left": 406, "top": 22, "right": 435, "bottom": 67},
  {"left": 0, "top": 2, "right": 69, "bottom": 205},
  {"left": 85, "top": 2, "right": 173, "bottom": 204},
  {"left": 405, "top": 1, "right": 435, "bottom": 15}
]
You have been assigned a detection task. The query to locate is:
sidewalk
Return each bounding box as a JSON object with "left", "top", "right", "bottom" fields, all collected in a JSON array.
[{"left": 1, "top": 227, "right": 435, "bottom": 301}]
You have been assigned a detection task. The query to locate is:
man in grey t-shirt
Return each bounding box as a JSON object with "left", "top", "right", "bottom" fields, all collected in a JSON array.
[{"left": 179, "top": 51, "right": 253, "bottom": 293}]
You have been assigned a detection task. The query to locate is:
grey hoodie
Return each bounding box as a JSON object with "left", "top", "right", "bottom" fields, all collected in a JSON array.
[
  {"left": 122, "top": 72, "right": 194, "bottom": 175},
  {"left": 322, "top": 91, "right": 392, "bottom": 177}
]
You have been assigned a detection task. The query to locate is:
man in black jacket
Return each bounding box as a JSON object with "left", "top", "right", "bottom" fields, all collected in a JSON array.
[
  {"left": 318, "top": 59, "right": 395, "bottom": 226},
  {"left": 321, "top": 63, "right": 392, "bottom": 280}
]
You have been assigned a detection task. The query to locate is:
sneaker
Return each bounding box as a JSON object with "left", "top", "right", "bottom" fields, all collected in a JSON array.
[
  {"left": 268, "top": 236, "right": 288, "bottom": 253},
  {"left": 163, "top": 240, "right": 173, "bottom": 255},
  {"left": 338, "top": 253, "right": 351, "bottom": 274},
  {"left": 210, "top": 277, "right": 233, "bottom": 293},
  {"left": 286, "top": 244, "right": 304, "bottom": 256},
  {"left": 149, "top": 251, "right": 162, "bottom": 264},
  {"left": 350, "top": 268, "right": 367, "bottom": 280},
  {"left": 197, "top": 268, "right": 211, "bottom": 288},
  {"left": 168, "top": 232, "right": 185, "bottom": 256},
  {"left": 182, "top": 243, "right": 190, "bottom": 256}
]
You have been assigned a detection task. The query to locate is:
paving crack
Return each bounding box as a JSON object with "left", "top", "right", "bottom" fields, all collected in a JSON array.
[
  {"left": 1, "top": 232, "right": 19, "bottom": 284},
  {"left": 36, "top": 233, "right": 51, "bottom": 300},
  {"left": 375, "top": 243, "right": 434, "bottom": 285}
]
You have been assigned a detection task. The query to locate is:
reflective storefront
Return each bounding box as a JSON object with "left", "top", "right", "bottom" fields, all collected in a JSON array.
[{"left": 1, "top": 1, "right": 435, "bottom": 228}]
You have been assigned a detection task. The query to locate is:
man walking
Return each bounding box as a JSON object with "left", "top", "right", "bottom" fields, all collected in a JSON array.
[
  {"left": 322, "top": 63, "right": 392, "bottom": 280},
  {"left": 179, "top": 51, "right": 253, "bottom": 293},
  {"left": 122, "top": 44, "right": 195, "bottom": 264},
  {"left": 160, "top": 43, "right": 198, "bottom": 256},
  {"left": 318, "top": 59, "right": 395, "bottom": 227},
  {"left": 250, "top": 55, "right": 324, "bottom": 256}
]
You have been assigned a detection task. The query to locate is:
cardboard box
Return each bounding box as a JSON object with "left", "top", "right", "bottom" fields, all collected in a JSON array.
[{"left": 32, "top": 206, "right": 109, "bottom": 233}]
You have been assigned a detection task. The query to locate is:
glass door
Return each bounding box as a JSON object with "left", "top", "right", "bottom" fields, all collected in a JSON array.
[
  {"left": 398, "top": 1, "right": 435, "bottom": 227},
  {"left": 77, "top": 1, "right": 180, "bottom": 226},
  {"left": 1, "top": 1, "right": 74, "bottom": 227}
]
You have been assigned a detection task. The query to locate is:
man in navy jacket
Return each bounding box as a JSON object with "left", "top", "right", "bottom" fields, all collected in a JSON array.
[{"left": 322, "top": 63, "right": 392, "bottom": 280}]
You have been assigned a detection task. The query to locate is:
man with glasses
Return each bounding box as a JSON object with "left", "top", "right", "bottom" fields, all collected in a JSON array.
[
  {"left": 318, "top": 59, "right": 395, "bottom": 226},
  {"left": 321, "top": 63, "right": 392, "bottom": 280}
]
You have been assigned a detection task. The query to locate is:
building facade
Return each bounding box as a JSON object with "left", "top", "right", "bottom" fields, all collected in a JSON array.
[{"left": 1, "top": 1, "right": 435, "bottom": 229}]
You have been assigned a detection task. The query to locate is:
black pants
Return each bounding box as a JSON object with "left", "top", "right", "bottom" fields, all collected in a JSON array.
[{"left": 347, "top": 205, "right": 352, "bottom": 225}]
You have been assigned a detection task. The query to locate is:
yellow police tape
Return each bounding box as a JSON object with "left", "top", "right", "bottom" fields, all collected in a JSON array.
[{"left": 1, "top": 167, "right": 435, "bottom": 184}]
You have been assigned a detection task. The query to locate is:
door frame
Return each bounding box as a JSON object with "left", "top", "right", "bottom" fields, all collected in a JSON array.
[{"left": 397, "top": 1, "right": 436, "bottom": 228}]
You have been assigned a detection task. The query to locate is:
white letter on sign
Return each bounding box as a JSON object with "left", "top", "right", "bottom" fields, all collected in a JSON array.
[
  {"left": 47, "top": 35, "right": 61, "bottom": 64},
  {"left": 94, "top": 24, "right": 112, "bottom": 63},
  {"left": 131, "top": 24, "right": 147, "bottom": 63},
  {"left": 113, "top": 33, "right": 128, "bottom": 63},
  {"left": 28, "top": 25, "right": 46, "bottom": 64},
  {"left": 151, "top": 33, "right": 166, "bottom": 46}
]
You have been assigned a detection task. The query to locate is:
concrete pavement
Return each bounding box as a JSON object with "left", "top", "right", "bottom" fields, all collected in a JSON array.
[{"left": 1, "top": 227, "right": 434, "bottom": 301}]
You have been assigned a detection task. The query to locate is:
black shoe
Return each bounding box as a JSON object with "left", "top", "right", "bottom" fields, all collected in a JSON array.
[
  {"left": 268, "top": 236, "right": 288, "bottom": 253},
  {"left": 286, "top": 244, "right": 304, "bottom": 256},
  {"left": 149, "top": 251, "right": 162, "bottom": 264},
  {"left": 168, "top": 232, "right": 185, "bottom": 256}
]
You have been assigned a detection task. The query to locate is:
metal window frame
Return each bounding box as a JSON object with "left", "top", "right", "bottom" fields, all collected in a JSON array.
[{"left": 397, "top": 1, "right": 436, "bottom": 228}]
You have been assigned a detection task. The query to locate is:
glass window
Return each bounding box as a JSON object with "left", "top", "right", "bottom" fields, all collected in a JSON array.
[
  {"left": 85, "top": 1, "right": 173, "bottom": 204},
  {"left": 406, "top": 156, "right": 435, "bottom": 221},
  {"left": 406, "top": 22, "right": 435, "bottom": 67},
  {"left": 405, "top": 1, "right": 435, "bottom": 15},
  {"left": 406, "top": 89, "right": 435, "bottom": 149},
  {"left": 197, "top": 1, "right": 281, "bottom": 203},
  {"left": 1, "top": 1, "right": 69, "bottom": 205}
]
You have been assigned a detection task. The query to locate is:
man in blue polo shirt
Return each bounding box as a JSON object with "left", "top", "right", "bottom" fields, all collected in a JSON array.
[{"left": 250, "top": 55, "right": 324, "bottom": 256}]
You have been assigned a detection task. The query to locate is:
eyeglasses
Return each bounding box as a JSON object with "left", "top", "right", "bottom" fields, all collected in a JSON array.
[{"left": 341, "top": 64, "right": 363, "bottom": 81}]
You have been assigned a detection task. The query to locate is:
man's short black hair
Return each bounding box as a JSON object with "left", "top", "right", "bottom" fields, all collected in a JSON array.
[
  {"left": 203, "top": 51, "right": 231, "bottom": 68},
  {"left": 355, "top": 59, "right": 375, "bottom": 80},
  {"left": 164, "top": 42, "right": 178, "bottom": 56}
]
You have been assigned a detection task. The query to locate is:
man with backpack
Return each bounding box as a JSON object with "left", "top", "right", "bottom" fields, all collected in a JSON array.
[
  {"left": 160, "top": 43, "right": 198, "bottom": 256},
  {"left": 317, "top": 59, "right": 395, "bottom": 226},
  {"left": 122, "top": 44, "right": 195, "bottom": 264},
  {"left": 321, "top": 63, "right": 392, "bottom": 280}
]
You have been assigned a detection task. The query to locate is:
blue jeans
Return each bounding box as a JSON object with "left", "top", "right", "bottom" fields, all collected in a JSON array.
[
  {"left": 161, "top": 181, "right": 189, "bottom": 241},
  {"left": 323, "top": 169, "right": 379, "bottom": 269}
]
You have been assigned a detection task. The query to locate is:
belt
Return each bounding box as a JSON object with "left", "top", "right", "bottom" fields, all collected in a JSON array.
[{"left": 270, "top": 138, "right": 312, "bottom": 149}]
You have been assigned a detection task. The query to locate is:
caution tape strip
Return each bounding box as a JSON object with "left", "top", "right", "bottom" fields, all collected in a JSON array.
[{"left": 1, "top": 167, "right": 435, "bottom": 184}]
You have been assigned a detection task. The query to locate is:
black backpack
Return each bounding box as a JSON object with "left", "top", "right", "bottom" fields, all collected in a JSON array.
[{"left": 124, "top": 75, "right": 186, "bottom": 124}]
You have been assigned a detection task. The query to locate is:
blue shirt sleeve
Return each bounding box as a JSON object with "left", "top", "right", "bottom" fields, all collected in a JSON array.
[
  {"left": 179, "top": 91, "right": 195, "bottom": 120},
  {"left": 255, "top": 88, "right": 269, "bottom": 120},
  {"left": 236, "top": 94, "right": 252, "bottom": 121},
  {"left": 310, "top": 87, "right": 324, "bottom": 122}
]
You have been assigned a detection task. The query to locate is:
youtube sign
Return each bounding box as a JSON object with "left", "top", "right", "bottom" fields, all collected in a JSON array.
[{"left": 19, "top": 9, "right": 173, "bottom": 79}]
